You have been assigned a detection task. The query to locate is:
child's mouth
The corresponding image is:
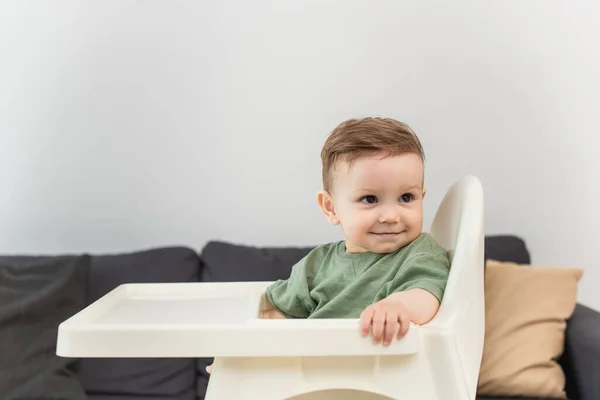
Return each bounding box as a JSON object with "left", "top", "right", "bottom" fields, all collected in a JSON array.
[{"left": 371, "top": 232, "right": 401, "bottom": 237}]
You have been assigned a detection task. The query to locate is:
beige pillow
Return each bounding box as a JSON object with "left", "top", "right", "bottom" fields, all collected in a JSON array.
[{"left": 477, "top": 259, "right": 583, "bottom": 398}]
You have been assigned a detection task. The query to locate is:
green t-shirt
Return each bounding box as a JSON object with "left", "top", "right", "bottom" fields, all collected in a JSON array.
[{"left": 265, "top": 233, "right": 450, "bottom": 319}]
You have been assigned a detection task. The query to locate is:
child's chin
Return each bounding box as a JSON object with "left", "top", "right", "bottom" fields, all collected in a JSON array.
[{"left": 370, "top": 242, "right": 403, "bottom": 254}]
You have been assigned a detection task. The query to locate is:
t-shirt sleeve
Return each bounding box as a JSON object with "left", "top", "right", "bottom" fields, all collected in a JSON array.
[
  {"left": 265, "top": 256, "right": 316, "bottom": 318},
  {"left": 388, "top": 251, "right": 450, "bottom": 302}
]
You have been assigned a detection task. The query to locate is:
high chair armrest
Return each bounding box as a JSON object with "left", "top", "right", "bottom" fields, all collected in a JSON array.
[{"left": 562, "top": 303, "right": 600, "bottom": 400}]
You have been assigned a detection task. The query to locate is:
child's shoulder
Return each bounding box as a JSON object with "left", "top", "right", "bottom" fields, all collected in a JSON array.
[
  {"left": 286, "top": 241, "right": 343, "bottom": 279},
  {"left": 304, "top": 240, "right": 344, "bottom": 260},
  {"left": 400, "top": 232, "right": 448, "bottom": 259}
]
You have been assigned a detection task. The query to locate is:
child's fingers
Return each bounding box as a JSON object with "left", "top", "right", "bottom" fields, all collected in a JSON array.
[
  {"left": 359, "top": 308, "right": 374, "bottom": 337},
  {"left": 371, "top": 311, "right": 386, "bottom": 344},
  {"left": 397, "top": 313, "right": 410, "bottom": 338},
  {"left": 206, "top": 364, "right": 213, "bottom": 374},
  {"left": 383, "top": 313, "right": 399, "bottom": 346}
]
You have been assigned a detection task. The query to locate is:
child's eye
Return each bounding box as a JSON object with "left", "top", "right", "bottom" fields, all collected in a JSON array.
[
  {"left": 360, "top": 195, "right": 378, "bottom": 204},
  {"left": 399, "top": 193, "right": 413, "bottom": 203}
]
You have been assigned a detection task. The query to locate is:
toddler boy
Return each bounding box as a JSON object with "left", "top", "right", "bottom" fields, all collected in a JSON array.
[
  {"left": 207, "top": 117, "right": 449, "bottom": 374},
  {"left": 261, "top": 117, "right": 450, "bottom": 345}
]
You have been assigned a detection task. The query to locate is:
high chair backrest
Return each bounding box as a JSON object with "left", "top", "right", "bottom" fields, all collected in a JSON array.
[{"left": 428, "top": 175, "right": 485, "bottom": 398}]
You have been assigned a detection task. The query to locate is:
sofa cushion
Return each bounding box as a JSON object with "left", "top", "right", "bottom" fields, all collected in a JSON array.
[
  {"left": 484, "top": 235, "right": 530, "bottom": 264},
  {"left": 200, "top": 235, "right": 530, "bottom": 284},
  {"left": 198, "top": 241, "right": 313, "bottom": 397},
  {"left": 0, "top": 255, "right": 89, "bottom": 400},
  {"left": 78, "top": 247, "right": 200, "bottom": 400},
  {"left": 561, "top": 303, "right": 600, "bottom": 400},
  {"left": 477, "top": 260, "right": 582, "bottom": 399},
  {"left": 477, "top": 397, "right": 564, "bottom": 400},
  {"left": 200, "top": 241, "right": 313, "bottom": 282}
]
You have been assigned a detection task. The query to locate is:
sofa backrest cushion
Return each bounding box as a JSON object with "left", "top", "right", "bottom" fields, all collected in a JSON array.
[
  {"left": 200, "top": 241, "right": 313, "bottom": 282},
  {"left": 197, "top": 241, "right": 313, "bottom": 397},
  {"left": 200, "top": 235, "right": 531, "bottom": 284},
  {"left": 79, "top": 246, "right": 201, "bottom": 400},
  {"left": 0, "top": 255, "right": 89, "bottom": 400},
  {"left": 484, "top": 235, "right": 530, "bottom": 265}
]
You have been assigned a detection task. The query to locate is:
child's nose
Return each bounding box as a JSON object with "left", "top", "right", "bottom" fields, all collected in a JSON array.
[{"left": 378, "top": 209, "right": 400, "bottom": 224}]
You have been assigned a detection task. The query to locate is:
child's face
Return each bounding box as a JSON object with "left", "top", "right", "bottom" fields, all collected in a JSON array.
[{"left": 319, "top": 152, "right": 425, "bottom": 254}]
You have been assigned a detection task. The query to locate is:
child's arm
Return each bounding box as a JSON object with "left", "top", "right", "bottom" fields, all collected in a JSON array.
[
  {"left": 258, "top": 295, "right": 286, "bottom": 319},
  {"left": 359, "top": 288, "right": 440, "bottom": 346},
  {"left": 360, "top": 247, "right": 450, "bottom": 346},
  {"left": 261, "top": 254, "right": 317, "bottom": 319},
  {"left": 385, "top": 288, "right": 440, "bottom": 325}
]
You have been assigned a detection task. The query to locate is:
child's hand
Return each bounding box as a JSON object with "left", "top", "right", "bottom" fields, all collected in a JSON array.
[{"left": 359, "top": 298, "right": 411, "bottom": 346}]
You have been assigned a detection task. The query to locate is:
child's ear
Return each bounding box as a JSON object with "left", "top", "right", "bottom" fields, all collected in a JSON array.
[
  {"left": 422, "top": 187, "right": 427, "bottom": 199},
  {"left": 317, "top": 190, "right": 339, "bottom": 225}
]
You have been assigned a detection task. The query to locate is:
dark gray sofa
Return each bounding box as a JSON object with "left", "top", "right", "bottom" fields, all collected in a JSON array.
[{"left": 0, "top": 235, "right": 598, "bottom": 400}]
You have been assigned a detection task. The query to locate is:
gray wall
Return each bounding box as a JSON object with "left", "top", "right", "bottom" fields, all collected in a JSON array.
[{"left": 1, "top": 1, "right": 598, "bottom": 309}]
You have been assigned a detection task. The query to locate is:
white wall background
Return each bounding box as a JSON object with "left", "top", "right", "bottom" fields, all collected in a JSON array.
[{"left": 1, "top": 1, "right": 598, "bottom": 309}]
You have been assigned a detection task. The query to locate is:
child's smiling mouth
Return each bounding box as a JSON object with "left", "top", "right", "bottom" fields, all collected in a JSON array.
[{"left": 371, "top": 232, "right": 402, "bottom": 237}]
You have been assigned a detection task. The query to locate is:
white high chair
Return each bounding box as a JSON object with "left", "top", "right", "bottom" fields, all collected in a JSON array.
[{"left": 56, "top": 175, "right": 485, "bottom": 400}]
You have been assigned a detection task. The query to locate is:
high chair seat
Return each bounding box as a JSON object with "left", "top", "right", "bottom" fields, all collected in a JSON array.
[{"left": 57, "top": 175, "right": 485, "bottom": 400}]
